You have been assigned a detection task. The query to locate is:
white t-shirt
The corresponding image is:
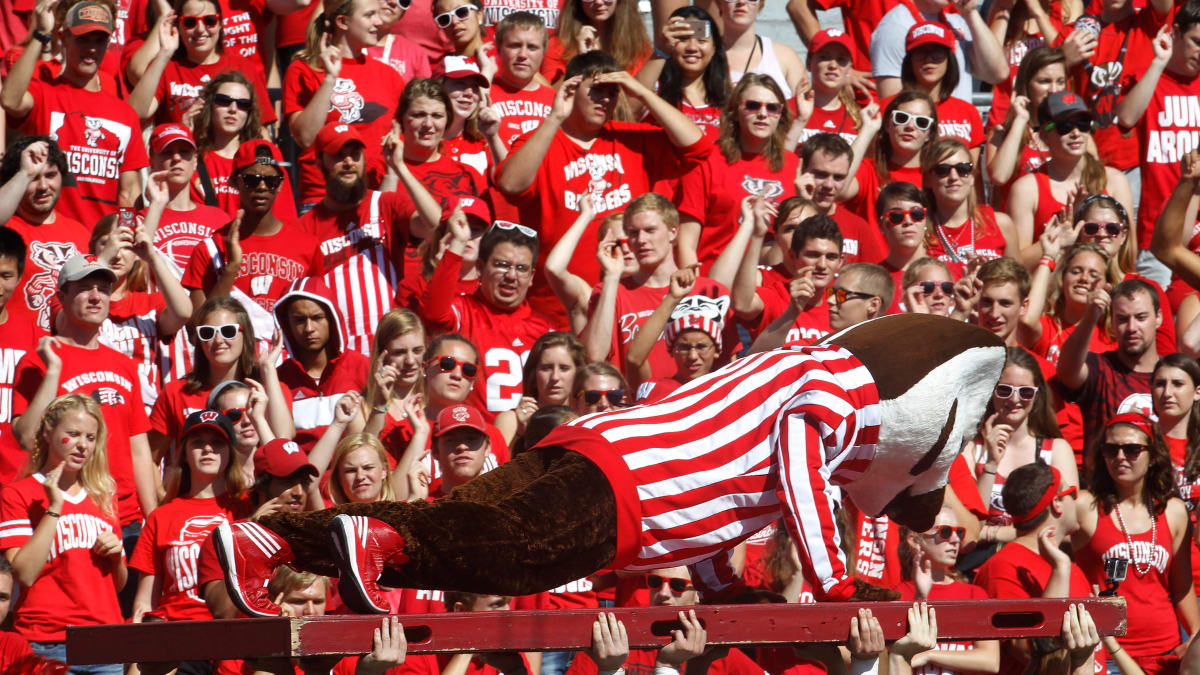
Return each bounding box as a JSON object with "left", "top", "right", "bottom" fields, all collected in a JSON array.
[{"left": 869, "top": 5, "right": 975, "bottom": 103}]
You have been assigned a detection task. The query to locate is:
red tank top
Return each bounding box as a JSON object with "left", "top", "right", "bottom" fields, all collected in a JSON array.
[
  {"left": 1077, "top": 508, "right": 1179, "bottom": 659},
  {"left": 1033, "top": 172, "right": 1066, "bottom": 242},
  {"left": 974, "top": 438, "right": 1054, "bottom": 525}
]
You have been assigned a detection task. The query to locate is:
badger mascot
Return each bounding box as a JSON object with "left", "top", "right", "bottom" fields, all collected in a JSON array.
[{"left": 215, "top": 314, "right": 1006, "bottom": 616}]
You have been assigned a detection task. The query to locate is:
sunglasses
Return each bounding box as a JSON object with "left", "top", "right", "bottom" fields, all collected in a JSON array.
[
  {"left": 1046, "top": 118, "right": 1092, "bottom": 135},
  {"left": 995, "top": 384, "right": 1038, "bottom": 400},
  {"left": 393, "top": 0, "right": 413, "bottom": 8},
  {"left": 924, "top": 525, "right": 965, "bottom": 542},
  {"left": 912, "top": 281, "right": 954, "bottom": 295},
  {"left": 890, "top": 109, "right": 934, "bottom": 131},
  {"left": 933, "top": 162, "right": 974, "bottom": 178},
  {"left": 238, "top": 173, "right": 283, "bottom": 190},
  {"left": 1101, "top": 443, "right": 1149, "bottom": 459},
  {"left": 431, "top": 355, "right": 478, "bottom": 377},
  {"left": 1082, "top": 221, "right": 1124, "bottom": 237},
  {"left": 221, "top": 407, "right": 245, "bottom": 422},
  {"left": 882, "top": 206, "right": 926, "bottom": 225},
  {"left": 180, "top": 13, "right": 219, "bottom": 28},
  {"left": 197, "top": 323, "right": 240, "bottom": 341},
  {"left": 743, "top": 100, "right": 783, "bottom": 116},
  {"left": 213, "top": 92, "right": 253, "bottom": 112},
  {"left": 825, "top": 287, "right": 875, "bottom": 304},
  {"left": 434, "top": 5, "right": 473, "bottom": 27},
  {"left": 647, "top": 574, "right": 693, "bottom": 593},
  {"left": 672, "top": 341, "right": 715, "bottom": 355},
  {"left": 579, "top": 389, "right": 625, "bottom": 405},
  {"left": 489, "top": 220, "right": 538, "bottom": 240}
]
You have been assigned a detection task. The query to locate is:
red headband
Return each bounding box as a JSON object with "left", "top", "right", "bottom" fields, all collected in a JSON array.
[
  {"left": 1010, "top": 465, "right": 1064, "bottom": 524},
  {"left": 1105, "top": 412, "right": 1154, "bottom": 436}
]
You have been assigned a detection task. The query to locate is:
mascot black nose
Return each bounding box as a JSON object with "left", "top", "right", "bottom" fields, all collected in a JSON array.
[{"left": 883, "top": 486, "right": 945, "bottom": 531}]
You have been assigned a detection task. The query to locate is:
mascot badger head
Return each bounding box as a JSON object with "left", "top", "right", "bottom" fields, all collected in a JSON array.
[{"left": 820, "top": 314, "right": 1005, "bottom": 531}]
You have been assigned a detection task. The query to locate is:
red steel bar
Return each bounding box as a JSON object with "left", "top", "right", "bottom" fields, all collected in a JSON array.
[{"left": 66, "top": 598, "right": 1126, "bottom": 665}]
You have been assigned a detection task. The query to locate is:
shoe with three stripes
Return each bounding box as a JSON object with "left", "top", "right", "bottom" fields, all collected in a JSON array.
[
  {"left": 213, "top": 521, "right": 295, "bottom": 617},
  {"left": 329, "top": 514, "right": 409, "bottom": 614}
]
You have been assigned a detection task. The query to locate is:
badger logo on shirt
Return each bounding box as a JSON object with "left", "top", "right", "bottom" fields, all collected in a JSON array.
[
  {"left": 84, "top": 117, "right": 106, "bottom": 147},
  {"left": 25, "top": 241, "right": 81, "bottom": 330},
  {"left": 587, "top": 163, "right": 610, "bottom": 202},
  {"left": 91, "top": 387, "right": 126, "bottom": 406},
  {"left": 330, "top": 79, "right": 365, "bottom": 124},
  {"left": 741, "top": 176, "right": 784, "bottom": 203},
  {"left": 670, "top": 293, "right": 731, "bottom": 325}
]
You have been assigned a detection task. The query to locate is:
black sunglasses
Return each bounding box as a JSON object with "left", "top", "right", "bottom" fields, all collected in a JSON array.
[
  {"left": 432, "top": 355, "right": 478, "bottom": 377},
  {"left": 238, "top": 173, "right": 283, "bottom": 190},
  {"left": 743, "top": 100, "right": 783, "bottom": 116},
  {"left": 180, "top": 13, "right": 219, "bottom": 28},
  {"left": 579, "top": 389, "right": 625, "bottom": 405},
  {"left": 213, "top": 92, "right": 253, "bottom": 112},
  {"left": 882, "top": 206, "right": 925, "bottom": 225},
  {"left": 647, "top": 574, "right": 691, "bottom": 593},
  {"left": 913, "top": 281, "right": 954, "bottom": 295},
  {"left": 1101, "top": 443, "right": 1149, "bottom": 459},
  {"left": 933, "top": 162, "right": 973, "bottom": 178},
  {"left": 222, "top": 407, "right": 245, "bottom": 422},
  {"left": 1047, "top": 118, "right": 1092, "bottom": 135},
  {"left": 1082, "top": 221, "right": 1123, "bottom": 237},
  {"left": 925, "top": 525, "right": 965, "bottom": 542}
]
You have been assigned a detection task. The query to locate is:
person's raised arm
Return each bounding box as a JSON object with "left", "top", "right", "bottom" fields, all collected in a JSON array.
[
  {"left": 306, "top": 392, "right": 361, "bottom": 477},
  {"left": 626, "top": 266, "right": 694, "bottom": 383},
  {"left": 253, "top": 333, "right": 297, "bottom": 439},
  {"left": 594, "top": 70, "right": 702, "bottom": 148},
  {"left": 204, "top": 213, "right": 245, "bottom": 305},
  {"left": 710, "top": 195, "right": 774, "bottom": 289},
  {"left": 1117, "top": 26, "right": 1171, "bottom": 130},
  {"left": 0, "top": 0, "right": 55, "bottom": 119},
  {"left": 1152, "top": 149, "right": 1200, "bottom": 288},
  {"left": 1017, "top": 215, "right": 1076, "bottom": 348},
  {"left": 1057, "top": 280, "right": 1108, "bottom": 392},
  {"left": 388, "top": 399, "right": 430, "bottom": 502},
  {"left": 356, "top": 616, "right": 408, "bottom": 675},
  {"left": 956, "top": 0, "right": 1010, "bottom": 85},
  {"left": 13, "top": 337, "right": 63, "bottom": 450},
  {"left": 986, "top": 97, "right": 1031, "bottom": 187},
  {"left": 265, "top": 0, "right": 310, "bottom": 14},
  {"left": 419, "top": 203, "right": 469, "bottom": 332},
  {"left": 5, "top": 464, "right": 65, "bottom": 586},
  {"left": 128, "top": 13, "right": 179, "bottom": 122},
  {"left": 1039, "top": 524, "right": 1074, "bottom": 598},
  {"left": 786, "top": 0, "right": 820, "bottom": 45},
  {"left": 732, "top": 196, "right": 770, "bottom": 322},
  {"left": 289, "top": 36, "right": 343, "bottom": 148},
  {"left": 581, "top": 245, "right": 624, "bottom": 363},
  {"left": 139, "top": 171, "right": 192, "bottom": 337},
  {"left": 497, "top": 76, "right": 579, "bottom": 197},
  {"left": 381, "top": 131, "right": 442, "bottom": 240},
  {"left": 545, "top": 192, "right": 599, "bottom": 329},
  {"left": 841, "top": 104, "right": 882, "bottom": 202},
  {"left": 748, "top": 270, "right": 813, "bottom": 353}
]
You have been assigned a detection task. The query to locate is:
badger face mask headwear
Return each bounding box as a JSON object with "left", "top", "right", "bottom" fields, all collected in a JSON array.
[{"left": 819, "top": 314, "right": 1006, "bottom": 532}]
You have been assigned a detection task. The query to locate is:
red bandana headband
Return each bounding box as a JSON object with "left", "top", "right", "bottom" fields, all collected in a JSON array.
[
  {"left": 1105, "top": 412, "right": 1155, "bottom": 436},
  {"left": 1010, "top": 465, "right": 1065, "bottom": 524}
]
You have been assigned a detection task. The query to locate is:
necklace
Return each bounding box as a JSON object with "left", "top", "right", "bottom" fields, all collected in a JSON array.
[
  {"left": 935, "top": 217, "right": 975, "bottom": 264},
  {"left": 1114, "top": 502, "right": 1156, "bottom": 576}
]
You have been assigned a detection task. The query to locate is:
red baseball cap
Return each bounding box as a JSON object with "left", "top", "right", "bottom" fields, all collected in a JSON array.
[
  {"left": 809, "top": 28, "right": 854, "bottom": 60},
  {"left": 433, "top": 405, "right": 488, "bottom": 438},
  {"left": 253, "top": 438, "right": 319, "bottom": 479},
  {"left": 231, "top": 139, "right": 288, "bottom": 175},
  {"left": 64, "top": 1, "right": 114, "bottom": 35},
  {"left": 442, "top": 54, "right": 489, "bottom": 89},
  {"left": 452, "top": 195, "right": 492, "bottom": 227},
  {"left": 313, "top": 121, "right": 365, "bottom": 157},
  {"left": 906, "top": 21, "right": 955, "bottom": 51},
  {"left": 150, "top": 123, "right": 196, "bottom": 155}
]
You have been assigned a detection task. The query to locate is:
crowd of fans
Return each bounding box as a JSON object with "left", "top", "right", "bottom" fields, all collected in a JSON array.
[{"left": 0, "top": 0, "right": 1199, "bottom": 671}]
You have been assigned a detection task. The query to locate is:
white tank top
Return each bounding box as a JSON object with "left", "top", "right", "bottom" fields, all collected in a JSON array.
[{"left": 730, "top": 35, "right": 793, "bottom": 100}]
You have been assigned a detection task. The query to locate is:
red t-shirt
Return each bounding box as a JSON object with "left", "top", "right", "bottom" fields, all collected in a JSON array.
[
  {"left": 365, "top": 33, "right": 433, "bottom": 81},
  {"left": 149, "top": 205, "right": 230, "bottom": 273},
  {"left": 149, "top": 379, "right": 213, "bottom": 443},
  {"left": 490, "top": 78, "right": 557, "bottom": 148},
  {"left": 752, "top": 282, "right": 832, "bottom": 347},
  {"left": 279, "top": 351, "right": 371, "bottom": 449},
  {"left": 12, "top": 343, "right": 151, "bottom": 525},
  {"left": 895, "top": 580, "right": 992, "bottom": 675},
  {"left": 501, "top": 122, "right": 711, "bottom": 324},
  {"left": 567, "top": 645, "right": 766, "bottom": 675},
  {"left": 182, "top": 224, "right": 324, "bottom": 314},
  {"left": 217, "top": 0, "right": 272, "bottom": 67},
  {"left": 3, "top": 214, "right": 90, "bottom": 331},
  {"left": 0, "top": 313, "right": 44, "bottom": 485},
  {"left": 194, "top": 151, "right": 300, "bottom": 223},
  {"left": 16, "top": 79, "right": 149, "bottom": 228},
  {"left": 635, "top": 376, "right": 684, "bottom": 403},
  {"left": 591, "top": 276, "right": 733, "bottom": 379},
  {"left": 800, "top": 104, "right": 860, "bottom": 146},
  {"left": 935, "top": 96, "right": 985, "bottom": 148},
  {"left": 0, "top": 475, "right": 123, "bottom": 641},
  {"left": 481, "top": 0, "right": 561, "bottom": 29},
  {"left": 153, "top": 53, "right": 274, "bottom": 126},
  {"left": 1134, "top": 67, "right": 1200, "bottom": 251},
  {"left": 434, "top": 138, "right": 489, "bottom": 195},
  {"left": 405, "top": 153, "right": 480, "bottom": 210},
  {"left": 419, "top": 251, "right": 558, "bottom": 419},
  {"left": 677, "top": 150, "right": 800, "bottom": 270},
  {"left": 680, "top": 101, "right": 723, "bottom": 142},
  {"left": 846, "top": 158, "right": 923, "bottom": 224},
  {"left": 128, "top": 493, "right": 253, "bottom": 621},
  {"left": 833, "top": 206, "right": 885, "bottom": 264},
  {"left": 96, "top": 291, "right": 168, "bottom": 409},
  {"left": 283, "top": 57, "right": 406, "bottom": 203}
]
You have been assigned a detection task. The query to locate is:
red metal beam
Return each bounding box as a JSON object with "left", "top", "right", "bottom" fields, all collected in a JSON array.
[{"left": 66, "top": 598, "right": 1126, "bottom": 665}]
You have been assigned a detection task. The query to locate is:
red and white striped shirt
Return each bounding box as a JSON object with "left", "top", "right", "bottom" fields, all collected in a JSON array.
[{"left": 546, "top": 344, "right": 880, "bottom": 600}]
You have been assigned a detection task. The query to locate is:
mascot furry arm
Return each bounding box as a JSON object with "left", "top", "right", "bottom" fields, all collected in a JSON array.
[{"left": 214, "top": 314, "right": 1005, "bottom": 616}]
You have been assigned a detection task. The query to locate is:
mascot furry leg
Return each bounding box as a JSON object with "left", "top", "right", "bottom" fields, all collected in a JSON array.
[{"left": 215, "top": 315, "right": 1005, "bottom": 616}]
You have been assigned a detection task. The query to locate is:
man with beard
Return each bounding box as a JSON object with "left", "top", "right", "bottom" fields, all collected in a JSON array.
[
  {"left": 1057, "top": 278, "right": 1161, "bottom": 448},
  {"left": 0, "top": 137, "right": 91, "bottom": 332},
  {"left": 296, "top": 122, "right": 442, "bottom": 355},
  {"left": 795, "top": 133, "right": 884, "bottom": 265}
]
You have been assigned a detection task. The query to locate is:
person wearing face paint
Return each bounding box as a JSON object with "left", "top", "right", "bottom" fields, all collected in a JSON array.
[
  {"left": 1073, "top": 413, "right": 1199, "bottom": 675},
  {"left": 496, "top": 50, "right": 709, "bottom": 326},
  {"left": 182, "top": 140, "right": 324, "bottom": 316},
  {"left": 842, "top": 91, "right": 938, "bottom": 223},
  {"left": 284, "top": 0, "right": 408, "bottom": 206},
  {"left": 0, "top": 394, "right": 124, "bottom": 672},
  {"left": 12, "top": 255, "right": 157, "bottom": 562},
  {"left": 128, "top": 0, "right": 275, "bottom": 127},
  {"left": 420, "top": 208, "right": 556, "bottom": 420},
  {"left": 129, "top": 410, "right": 252, "bottom": 624},
  {"left": 1, "top": 1, "right": 147, "bottom": 229},
  {"left": 1008, "top": 92, "right": 1133, "bottom": 268},
  {"left": 896, "top": 507, "right": 1001, "bottom": 675},
  {"left": 795, "top": 133, "right": 884, "bottom": 266},
  {"left": 0, "top": 138, "right": 93, "bottom": 328}
]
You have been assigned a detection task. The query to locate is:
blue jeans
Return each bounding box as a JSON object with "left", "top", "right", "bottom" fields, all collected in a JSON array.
[
  {"left": 541, "top": 650, "right": 577, "bottom": 675},
  {"left": 31, "top": 641, "right": 122, "bottom": 675}
]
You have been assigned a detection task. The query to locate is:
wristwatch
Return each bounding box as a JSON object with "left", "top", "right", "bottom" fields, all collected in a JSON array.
[{"left": 32, "top": 30, "right": 51, "bottom": 45}]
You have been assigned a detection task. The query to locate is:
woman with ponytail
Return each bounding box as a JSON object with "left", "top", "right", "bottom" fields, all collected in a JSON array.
[{"left": 283, "top": 0, "right": 406, "bottom": 208}]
